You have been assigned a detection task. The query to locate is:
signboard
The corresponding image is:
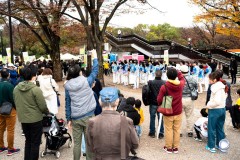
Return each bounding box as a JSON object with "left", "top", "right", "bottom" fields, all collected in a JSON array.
[
  {"left": 138, "top": 55, "right": 144, "bottom": 62},
  {"left": 132, "top": 53, "right": 138, "bottom": 60},
  {"left": 164, "top": 50, "right": 169, "bottom": 65}
]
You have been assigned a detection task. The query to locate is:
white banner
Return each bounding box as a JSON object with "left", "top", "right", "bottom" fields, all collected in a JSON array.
[{"left": 164, "top": 50, "right": 169, "bottom": 65}]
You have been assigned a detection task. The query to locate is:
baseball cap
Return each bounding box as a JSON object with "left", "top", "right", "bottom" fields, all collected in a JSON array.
[{"left": 100, "top": 87, "right": 119, "bottom": 103}]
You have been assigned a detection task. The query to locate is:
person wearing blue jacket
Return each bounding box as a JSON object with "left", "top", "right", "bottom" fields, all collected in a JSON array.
[{"left": 64, "top": 50, "right": 98, "bottom": 160}]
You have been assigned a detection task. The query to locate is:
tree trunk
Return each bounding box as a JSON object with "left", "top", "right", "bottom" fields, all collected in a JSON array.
[
  {"left": 96, "top": 42, "right": 105, "bottom": 87},
  {"left": 50, "top": 45, "right": 62, "bottom": 82}
]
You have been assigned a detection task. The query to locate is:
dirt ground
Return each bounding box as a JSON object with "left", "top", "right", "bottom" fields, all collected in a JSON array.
[{"left": 1, "top": 75, "right": 240, "bottom": 160}]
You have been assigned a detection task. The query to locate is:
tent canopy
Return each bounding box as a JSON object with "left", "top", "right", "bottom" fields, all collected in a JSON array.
[{"left": 61, "top": 53, "right": 79, "bottom": 60}]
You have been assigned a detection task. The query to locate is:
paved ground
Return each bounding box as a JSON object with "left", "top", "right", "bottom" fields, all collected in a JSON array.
[{"left": 1, "top": 76, "right": 240, "bottom": 160}]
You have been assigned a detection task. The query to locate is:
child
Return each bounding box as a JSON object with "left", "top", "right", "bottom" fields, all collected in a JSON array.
[
  {"left": 194, "top": 108, "right": 208, "bottom": 142},
  {"left": 118, "top": 97, "right": 140, "bottom": 126},
  {"left": 230, "top": 88, "right": 240, "bottom": 129},
  {"left": 135, "top": 99, "right": 144, "bottom": 137}
]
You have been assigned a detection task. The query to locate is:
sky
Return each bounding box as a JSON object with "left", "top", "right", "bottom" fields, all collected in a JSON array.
[{"left": 110, "top": 0, "right": 201, "bottom": 28}]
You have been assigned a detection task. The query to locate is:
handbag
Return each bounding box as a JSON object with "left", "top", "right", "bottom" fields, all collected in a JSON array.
[
  {"left": 157, "top": 85, "right": 173, "bottom": 115},
  {"left": 120, "top": 116, "right": 145, "bottom": 160},
  {"left": 50, "top": 78, "right": 60, "bottom": 107},
  {"left": 184, "top": 77, "right": 198, "bottom": 100},
  {"left": 0, "top": 102, "right": 13, "bottom": 115}
]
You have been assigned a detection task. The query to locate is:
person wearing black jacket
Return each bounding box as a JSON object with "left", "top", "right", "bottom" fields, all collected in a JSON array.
[
  {"left": 148, "top": 70, "right": 165, "bottom": 138},
  {"left": 117, "top": 97, "right": 140, "bottom": 126},
  {"left": 229, "top": 56, "right": 238, "bottom": 84}
]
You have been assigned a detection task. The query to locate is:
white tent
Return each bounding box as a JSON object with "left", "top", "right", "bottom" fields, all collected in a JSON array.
[
  {"left": 37, "top": 56, "right": 45, "bottom": 61},
  {"left": 61, "top": 53, "right": 78, "bottom": 60}
]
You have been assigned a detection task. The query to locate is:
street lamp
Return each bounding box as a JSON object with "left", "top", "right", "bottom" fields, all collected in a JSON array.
[{"left": 188, "top": 38, "right": 192, "bottom": 49}]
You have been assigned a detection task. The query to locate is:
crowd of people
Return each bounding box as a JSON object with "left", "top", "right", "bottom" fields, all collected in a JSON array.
[{"left": 0, "top": 52, "right": 239, "bottom": 160}]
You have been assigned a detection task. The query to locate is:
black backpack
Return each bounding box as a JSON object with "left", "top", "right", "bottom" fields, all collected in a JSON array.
[{"left": 142, "top": 81, "right": 151, "bottom": 106}]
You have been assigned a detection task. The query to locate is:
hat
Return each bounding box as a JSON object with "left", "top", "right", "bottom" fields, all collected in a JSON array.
[
  {"left": 180, "top": 65, "right": 189, "bottom": 73},
  {"left": 100, "top": 87, "right": 119, "bottom": 103},
  {"left": 8, "top": 63, "right": 14, "bottom": 67},
  {"left": 219, "top": 139, "right": 229, "bottom": 152}
]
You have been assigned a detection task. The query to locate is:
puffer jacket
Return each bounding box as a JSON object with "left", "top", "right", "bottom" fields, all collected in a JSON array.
[{"left": 182, "top": 75, "right": 198, "bottom": 98}]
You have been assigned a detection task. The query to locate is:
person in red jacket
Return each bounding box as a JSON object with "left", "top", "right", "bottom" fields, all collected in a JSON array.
[{"left": 157, "top": 67, "right": 185, "bottom": 154}]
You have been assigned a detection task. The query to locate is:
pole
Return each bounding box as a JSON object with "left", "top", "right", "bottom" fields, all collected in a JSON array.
[{"left": 8, "top": 0, "right": 14, "bottom": 63}]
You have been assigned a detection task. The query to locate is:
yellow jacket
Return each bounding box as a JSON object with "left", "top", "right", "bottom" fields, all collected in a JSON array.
[
  {"left": 103, "top": 62, "right": 109, "bottom": 69},
  {"left": 135, "top": 107, "right": 144, "bottom": 125}
]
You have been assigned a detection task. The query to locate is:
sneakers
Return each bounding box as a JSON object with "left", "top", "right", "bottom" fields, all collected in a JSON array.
[
  {"left": 194, "top": 137, "right": 203, "bottom": 142},
  {"left": 163, "top": 146, "right": 173, "bottom": 154},
  {"left": 158, "top": 133, "right": 164, "bottom": 139},
  {"left": 205, "top": 146, "right": 216, "bottom": 153},
  {"left": 7, "top": 148, "right": 20, "bottom": 156},
  {"left": 172, "top": 148, "right": 178, "bottom": 154},
  {"left": 0, "top": 147, "right": 8, "bottom": 154},
  {"left": 188, "top": 132, "right": 193, "bottom": 137},
  {"left": 148, "top": 132, "right": 155, "bottom": 138}
]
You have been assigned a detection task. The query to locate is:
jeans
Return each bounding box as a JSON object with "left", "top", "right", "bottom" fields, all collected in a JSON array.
[
  {"left": 22, "top": 120, "right": 43, "bottom": 160},
  {"left": 207, "top": 108, "right": 226, "bottom": 148},
  {"left": 135, "top": 125, "right": 142, "bottom": 137},
  {"left": 149, "top": 105, "right": 164, "bottom": 134},
  {"left": 72, "top": 115, "right": 94, "bottom": 160},
  {"left": 0, "top": 108, "right": 17, "bottom": 150}
]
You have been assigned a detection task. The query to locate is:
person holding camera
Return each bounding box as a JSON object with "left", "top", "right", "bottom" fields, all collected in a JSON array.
[{"left": 64, "top": 49, "right": 98, "bottom": 160}]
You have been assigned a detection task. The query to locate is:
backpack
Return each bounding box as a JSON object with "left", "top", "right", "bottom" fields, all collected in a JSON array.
[{"left": 142, "top": 81, "right": 151, "bottom": 106}]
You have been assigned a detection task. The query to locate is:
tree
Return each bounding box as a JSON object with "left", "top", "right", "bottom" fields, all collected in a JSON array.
[
  {"left": 60, "top": 22, "right": 86, "bottom": 54},
  {"left": 190, "top": 0, "right": 240, "bottom": 37},
  {"left": 0, "top": 0, "right": 71, "bottom": 81},
  {"left": 69, "top": 0, "right": 149, "bottom": 85}
]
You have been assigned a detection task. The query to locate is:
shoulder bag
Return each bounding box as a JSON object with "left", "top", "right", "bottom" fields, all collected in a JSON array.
[
  {"left": 120, "top": 116, "right": 144, "bottom": 160},
  {"left": 184, "top": 77, "right": 198, "bottom": 100},
  {"left": 50, "top": 78, "right": 60, "bottom": 107},
  {"left": 157, "top": 85, "right": 173, "bottom": 115},
  {"left": 0, "top": 102, "right": 13, "bottom": 115}
]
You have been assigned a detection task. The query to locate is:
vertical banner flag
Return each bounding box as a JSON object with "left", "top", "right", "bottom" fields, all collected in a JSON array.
[
  {"left": 22, "top": 52, "right": 29, "bottom": 62},
  {"left": 2, "top": 56, "right": 7, "bottom": 64},
  {"left": 80, "top": 45, "right": 85, "bottom": 55},
  {"left": 83, "top": 54, "right": 87, "bottom": 67},
  {"left": 6, "top": 48, "right": 11, "bottom": 63},
  {"left": 164, "top": 50, "right": 169, "bottom": 65}
]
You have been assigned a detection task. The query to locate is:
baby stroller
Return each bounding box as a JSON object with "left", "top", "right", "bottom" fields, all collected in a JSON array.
[{"left": 41, "top": 114, "right": 72, "bottom": 159}]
